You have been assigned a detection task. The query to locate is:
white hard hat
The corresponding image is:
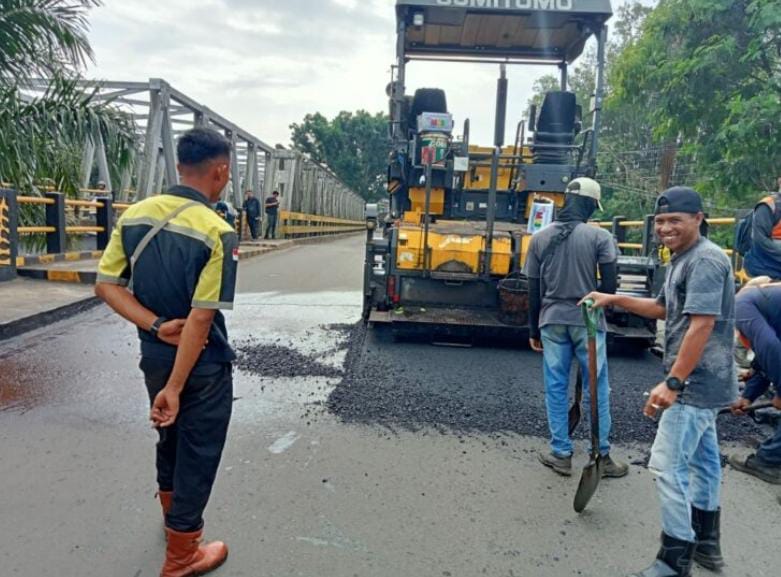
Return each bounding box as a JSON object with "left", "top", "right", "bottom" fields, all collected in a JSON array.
[{"left": 566, "top": 177, "right": 603, "bottom": 211}]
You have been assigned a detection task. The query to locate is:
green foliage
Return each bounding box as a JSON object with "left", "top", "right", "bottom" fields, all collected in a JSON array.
[
  {"left": 0, "top": 0, "right": 100, "bottom": 83},
  {"left": 610, "top": 0, "right": 781, "bottom": 211},
  {"left": 0, "top": 76, "right": 135, "bottom": 195},
  {"left": 527, "top": 75, "right": 561, "bottom": 111},
  {"left": 0, "top": 0, "right": 136, "bottom": 201},
  {"left": 290, "top": 110, "right": 390, "bottom": 201}
]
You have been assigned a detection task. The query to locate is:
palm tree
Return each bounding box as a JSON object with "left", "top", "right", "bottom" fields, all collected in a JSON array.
[
  {"left": 0, "top": 0, "right": 136, "bottom": 195},
  {"left": 0, "top": 0, "right": 100, "bottom": 83}
]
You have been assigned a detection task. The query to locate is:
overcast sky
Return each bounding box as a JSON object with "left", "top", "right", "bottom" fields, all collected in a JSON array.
[{"left": 86, "top": 0, "right": 641, "bottom": 147}]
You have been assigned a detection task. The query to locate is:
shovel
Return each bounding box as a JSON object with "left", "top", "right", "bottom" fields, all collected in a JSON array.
[
  {"left": 717, "top": 401, "right": 773, "bottom": 415},
  {"left": 718, "top": 401, "right": 774, "bottom": 424},
  {"left": 574, "top": 299, "right": 604, "bottom": 513}
]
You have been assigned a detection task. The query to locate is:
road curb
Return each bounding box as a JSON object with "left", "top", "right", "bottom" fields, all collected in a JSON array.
[
  {"left": 16, "top": 250, "right": 103, "bottom": 268},
  {"left": 16, "top": 268, "right": 97, "bottom": 285},
  {"left": 0, "top": 296, "right": 102, "bottom": 341}
]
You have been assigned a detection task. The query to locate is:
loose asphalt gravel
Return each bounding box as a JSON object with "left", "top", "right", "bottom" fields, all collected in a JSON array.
[{"left": 228, "top": 321, "right": 777, "bottom": 446}]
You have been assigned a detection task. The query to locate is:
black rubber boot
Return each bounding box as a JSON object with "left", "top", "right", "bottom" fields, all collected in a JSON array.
[
  {"left": 628, "top": 533, "right": 696, "bottom": 577},
  {"left": 692, "top": 507, "right": 725, "bottom": 571}
]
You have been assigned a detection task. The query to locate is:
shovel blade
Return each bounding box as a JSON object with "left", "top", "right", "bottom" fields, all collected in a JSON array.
[{"left": 573, "top": 456, "right": 604, "bottom": 513}]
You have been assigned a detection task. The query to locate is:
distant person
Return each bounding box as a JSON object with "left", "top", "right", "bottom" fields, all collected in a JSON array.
[
  {"left": 264, "top": 190, "right": 280, "bottom": 239},
  {"left": 741, "top": 185, "right": 781, "bottom": 280},
  {"left": 523, "top": 177, "right": 627, "bottom": 479},
  {"left": 215, "top": 198, "right": 235, "bottom": 228},
  {"left": 95, "top": 127, "right": 238, "bottom": 577},
  {"left": 243, "top": 190, "right": 261, "bottom": 240},
  {"left": 583, "top": 187, "right": 737, "bottom": 576},
  {"left": 729, "top": 281, "right": 781, "bottom": 484}
]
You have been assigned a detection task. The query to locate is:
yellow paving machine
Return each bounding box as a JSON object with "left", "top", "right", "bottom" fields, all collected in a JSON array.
[{"left": 363, "top": 0, "right": 656, "bottom": 344}]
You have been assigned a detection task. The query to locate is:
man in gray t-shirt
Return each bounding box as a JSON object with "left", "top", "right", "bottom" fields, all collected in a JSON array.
[
  {"left": 583, "top": 187, "right": 737, "bottom": 577},
  {"left": 524, "top": 177, "right": 627, "bottom": 478},
  {"left": 657, "top": 238, "right": 736, "bottom": 409}
]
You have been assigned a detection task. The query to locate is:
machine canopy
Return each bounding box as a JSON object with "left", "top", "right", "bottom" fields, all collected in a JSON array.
[{"left": 396, "top": 0, "right": 613, "bottom": 63}]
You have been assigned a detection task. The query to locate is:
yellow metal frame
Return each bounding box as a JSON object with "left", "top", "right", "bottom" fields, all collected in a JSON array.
[{"left": 278, "top": 210, "right": 364, "bottom": 237}]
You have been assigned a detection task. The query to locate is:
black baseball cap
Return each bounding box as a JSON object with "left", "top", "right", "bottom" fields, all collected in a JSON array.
[{"left": 654, "top": 186, "right": 703, "bottom": 215}]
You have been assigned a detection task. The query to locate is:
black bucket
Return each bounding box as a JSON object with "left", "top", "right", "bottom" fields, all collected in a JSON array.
[{"left": 497, "top": 276, "right": 529, "bottom": 326}]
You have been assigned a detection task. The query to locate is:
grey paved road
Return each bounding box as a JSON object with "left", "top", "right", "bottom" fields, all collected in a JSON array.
[{"left": 0, "top": 235, "right": 777, "bottom": 577}]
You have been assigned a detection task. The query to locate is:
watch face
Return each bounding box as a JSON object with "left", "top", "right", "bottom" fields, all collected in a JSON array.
[{"left": 666, "top": 377, "right": 682, "bottom": 391}]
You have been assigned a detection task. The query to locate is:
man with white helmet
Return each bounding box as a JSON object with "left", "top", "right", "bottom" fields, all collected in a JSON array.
[{"left": 524, "top": 177, "right": 628, "bottom": 478}]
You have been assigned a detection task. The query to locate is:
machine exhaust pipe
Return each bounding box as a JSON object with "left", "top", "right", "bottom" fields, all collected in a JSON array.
[{"left": 494, "top": 64, "right": 508, "bottom": 148}]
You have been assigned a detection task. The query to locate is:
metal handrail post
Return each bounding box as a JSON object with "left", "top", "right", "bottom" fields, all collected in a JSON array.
[
  {"left": 44, "top": 192, "right": 66, "bottom": 254},
  {"left": 96, "top": 195, "right": 113, "bottom": 250},
  {"left": 0, "top": 188, "right": 18, "bottom": 282}
]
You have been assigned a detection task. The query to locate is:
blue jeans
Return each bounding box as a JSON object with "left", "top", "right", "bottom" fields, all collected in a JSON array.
[
  {"left": 265, "top": 212, "right": 278, "bottom": 238},
  {"left": 541, "top": 325, "right": 611, "bottom": 457},
  {"left": 648, "top": 403, "right": 721, "bottom": 542}
]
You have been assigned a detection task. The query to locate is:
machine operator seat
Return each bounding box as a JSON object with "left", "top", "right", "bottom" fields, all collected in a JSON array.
[
  {"left": 408, "top": 88, "right": 448, "bottom": 133},
  {"left": 532, "top": 91, "right": 577, "bottom": 164}
]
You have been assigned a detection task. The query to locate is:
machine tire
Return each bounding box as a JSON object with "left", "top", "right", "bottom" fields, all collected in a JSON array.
[{"left": 362, "top": 292, "right": 373, "bottom": 322}]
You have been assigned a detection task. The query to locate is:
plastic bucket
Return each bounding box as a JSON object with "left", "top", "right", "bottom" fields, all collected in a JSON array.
[
  {"left": 497, "top": 276, "right": 529, "bottom": 326},
  {"left": 420, "top": 132, "right": 450, "bottom": 164}
]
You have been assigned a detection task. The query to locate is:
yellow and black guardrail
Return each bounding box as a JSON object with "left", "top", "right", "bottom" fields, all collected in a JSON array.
[
  {"left": 591, "top": 214, "right": 746, "bottom": 280},
  {"left": 278, "top": 210, "right": 365, "bottom": 238},
  {"left": 0, "top": 187, "right": 367, "bottom": 284},
  {"left": 591, "top": 215, "right": 738, "bottom": 256}
]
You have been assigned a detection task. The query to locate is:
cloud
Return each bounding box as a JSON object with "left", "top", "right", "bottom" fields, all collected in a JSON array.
[{"left": 86, "top": 0, "right": 635, "bottom": 147}]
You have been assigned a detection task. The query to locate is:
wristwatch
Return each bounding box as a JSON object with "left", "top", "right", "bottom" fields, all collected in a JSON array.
[
  {"left": 149, "top": 317, "right": 167, "bottom": 339},
  {"left": 665, "top": 376, "right": 685, "bottom": 392}
]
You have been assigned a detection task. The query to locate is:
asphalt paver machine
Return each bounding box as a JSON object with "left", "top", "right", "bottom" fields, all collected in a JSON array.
[{"left": 363, "top": 0, "right": 656, "bottom": 344}]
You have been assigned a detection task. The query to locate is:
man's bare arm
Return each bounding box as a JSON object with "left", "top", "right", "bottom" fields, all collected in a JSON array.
[
  {"left": 163, "top": 308, "right": 215, "bottom": 395},
  {"left": 580, "top": 292, "right": 666, "bottom": 320},
  {"left": 149, "top": 308, "right": 215, "bottom": 428},
  {"left": 96, "top": 283, "right": 186, "bottom": 346},
  {"left": 95, "top": 282, "right": 157, "bottom": 331}
]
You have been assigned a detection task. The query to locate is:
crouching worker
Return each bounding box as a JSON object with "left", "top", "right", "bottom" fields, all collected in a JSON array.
[
  {"left": 729, "top": 281, "right": 781, "bottom": 484},
  {"left": 95, "top": 127, "right": 238, "bottom": 577},
  {"left": 583, "top": 187, "right": 737, "bottom": 576}
]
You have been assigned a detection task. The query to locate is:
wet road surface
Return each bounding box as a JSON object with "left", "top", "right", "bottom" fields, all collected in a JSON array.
[{"left": 1, "top": 235, "right": 778, "bottom": 577}]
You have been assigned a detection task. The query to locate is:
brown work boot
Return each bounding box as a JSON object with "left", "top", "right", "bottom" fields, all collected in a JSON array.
[
  {"left": 161, "top": 528, "right": 228, "bottom": 577},
  {"left": 158, "top": 491, "right": 173, "bottom": 518},
  {"left": 538, "top": 451, "right": 572, "bottom": 476},
  {"left": 157, "top": 491, "right": 173, "bottom": 540},
  {"left": 601, "top": 454, "right": 629, "bottom": 478}
]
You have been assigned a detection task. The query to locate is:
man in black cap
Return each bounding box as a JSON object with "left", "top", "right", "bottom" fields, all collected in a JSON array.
[{"left": 583, "top": 187, "right": 737, "bottom": 577}]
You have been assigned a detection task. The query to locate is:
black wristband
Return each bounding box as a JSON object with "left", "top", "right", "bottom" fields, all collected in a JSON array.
[{"left": 149, "top": 316, "right": 167, "bottom": 338}]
